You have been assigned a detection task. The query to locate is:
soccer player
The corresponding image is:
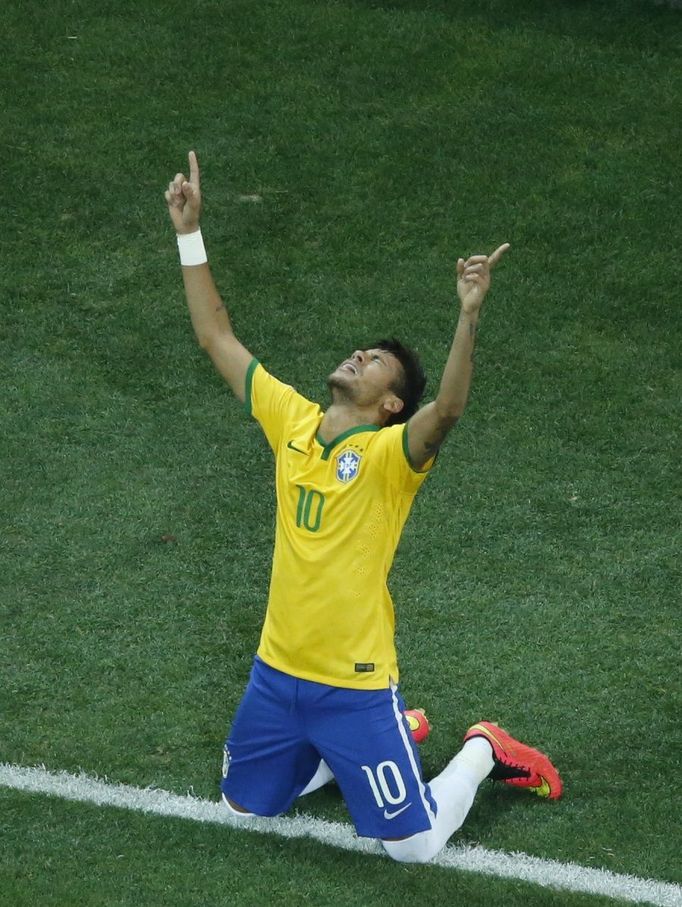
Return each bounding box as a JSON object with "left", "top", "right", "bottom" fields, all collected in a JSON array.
[{"left": 165, "top": 151, "right": 562, "bottom": 863}]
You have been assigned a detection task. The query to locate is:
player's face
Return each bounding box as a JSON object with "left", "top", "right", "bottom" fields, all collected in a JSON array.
[{"left": 328, "top": 348, "right": 404, "bottom": 410}]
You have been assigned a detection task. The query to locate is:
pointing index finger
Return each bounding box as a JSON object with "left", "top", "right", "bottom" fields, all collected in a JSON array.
[
  {"left": 488, "top": 243, "right": 510, "bottom": 269},
  {"left": 188, "top": 150, "right": 200, "bottom": 188}
]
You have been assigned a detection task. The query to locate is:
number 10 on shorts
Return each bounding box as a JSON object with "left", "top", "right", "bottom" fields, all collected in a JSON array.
[{"left": 361, "top": 761, "right": 407, "bottom": 808}]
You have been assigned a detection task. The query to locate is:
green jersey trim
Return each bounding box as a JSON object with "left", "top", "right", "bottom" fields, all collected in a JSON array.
[
  {"left": 402, "top": 422, "right": 433, "bottom": 473},
  {"left": 317, "top": 424, "right": 380, "bottom": 461},
  {"left": 243, "top": 358, "right": 259, "bottom": 417}
]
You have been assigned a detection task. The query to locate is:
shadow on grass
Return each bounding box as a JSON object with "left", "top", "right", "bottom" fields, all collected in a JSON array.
[{"left": 345, "top": 0, "right": 680, "bottom": 40}]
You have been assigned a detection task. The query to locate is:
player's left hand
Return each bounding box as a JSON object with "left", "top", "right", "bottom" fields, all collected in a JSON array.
[
  {"left": 165, "top": 150, "right": 202, "bottom": 235},
  {"left": 456, "top": 243, "right": 510, "bottom": 313}
]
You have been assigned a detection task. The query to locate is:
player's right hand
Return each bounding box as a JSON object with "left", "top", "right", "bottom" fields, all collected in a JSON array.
[{"left": 165, "top": 150, "right": 202, "bottom": 234}]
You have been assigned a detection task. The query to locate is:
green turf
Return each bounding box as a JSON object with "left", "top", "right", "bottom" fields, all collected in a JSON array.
[
  {"left": 2, "top": 0, "right": 681, "bottom": 903},
  {"left": 0, "top": 790, "right": 626, "bottom": 907}
]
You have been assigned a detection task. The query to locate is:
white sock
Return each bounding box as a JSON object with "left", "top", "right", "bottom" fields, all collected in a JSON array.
[
  {"left": 382, "top": 737, "right": 494, "bottom": 863},
  {"left": 428, "top": 737, "right": 493, "bottom": 832},
  {"left": 299, "top": 759, "right": 335, "bottom": 796},
  {"left": 449, "top": 736, "right": 495, "bottom": 783},
  {"left": 221, "top": 793, "right": 255, "bottom": 818}
]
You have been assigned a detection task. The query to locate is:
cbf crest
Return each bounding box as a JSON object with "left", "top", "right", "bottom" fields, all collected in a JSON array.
[{"left": 336, "top": 449, "right": 361, "bottom": 483}]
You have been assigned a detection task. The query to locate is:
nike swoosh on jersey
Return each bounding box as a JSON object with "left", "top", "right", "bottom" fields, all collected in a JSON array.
[
  {"left": 286, "top": 440, "right": 306, "bottom": 454},
  {"left": 383, "top": 802, "right": 412, "bottom": 820}
]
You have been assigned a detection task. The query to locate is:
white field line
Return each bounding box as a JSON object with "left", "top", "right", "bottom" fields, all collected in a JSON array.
[{"left": 1, "top": 763, "right": 680, "bottom": 907}]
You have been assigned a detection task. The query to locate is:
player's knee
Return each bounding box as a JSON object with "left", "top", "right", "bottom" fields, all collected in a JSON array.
[
  {"left": 381, "top": 830, "right": 441, "bottom": 864},
  {"left": 221, "top": 794, "right": 257, "bottom": 819}
]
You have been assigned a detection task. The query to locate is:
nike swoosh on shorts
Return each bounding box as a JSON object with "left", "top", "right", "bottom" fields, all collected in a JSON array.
[{"left": 383, "top": 802, "right": 412, "bottom": 820}]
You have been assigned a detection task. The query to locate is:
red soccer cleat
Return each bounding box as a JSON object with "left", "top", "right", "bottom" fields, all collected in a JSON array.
[
  {"left": 405, "top": 708, "right": 431, "bottom": 744},
  {"left": 464, "top": 721, "right": 563, "bottom": 799}
]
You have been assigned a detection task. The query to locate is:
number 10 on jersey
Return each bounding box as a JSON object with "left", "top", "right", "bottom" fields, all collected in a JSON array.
[{"left": 295, "top": 485, "right": 326, "bottom": 532}]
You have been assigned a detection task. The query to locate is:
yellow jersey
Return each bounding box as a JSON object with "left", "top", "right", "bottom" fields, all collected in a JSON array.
[{"left": 245, "top": 359, "right": 433, "bottom": 690}]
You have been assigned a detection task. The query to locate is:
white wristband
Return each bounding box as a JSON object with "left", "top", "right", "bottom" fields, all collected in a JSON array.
[{"left": 177, "top": 229, "right": 207, "bottom": 266}]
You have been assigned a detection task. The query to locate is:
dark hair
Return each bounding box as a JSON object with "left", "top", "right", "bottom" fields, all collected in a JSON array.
[{"left": 367, "top": 338, "right": 427, "bottom": 426}]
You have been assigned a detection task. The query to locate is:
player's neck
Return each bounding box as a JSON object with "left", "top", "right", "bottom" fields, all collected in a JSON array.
[{"left": 319, "top": 403, "right": 383, "bottom": 444}]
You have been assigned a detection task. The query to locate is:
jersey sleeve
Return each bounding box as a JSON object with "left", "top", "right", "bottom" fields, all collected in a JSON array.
[
  {"left": 368, "top": 422, "right": 436, "bottom": 494},
  {"left": 244, "top": 359, "right": 318, "bottom": 451}
]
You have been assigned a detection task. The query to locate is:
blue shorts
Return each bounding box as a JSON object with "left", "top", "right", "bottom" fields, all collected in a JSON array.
[{"left": 220, "top": 657, "right": 437, "bottom": 839}]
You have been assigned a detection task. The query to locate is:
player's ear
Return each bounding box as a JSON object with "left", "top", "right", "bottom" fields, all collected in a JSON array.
[{"left": 383, "top": 395, "right": 404, "bottom": 417}]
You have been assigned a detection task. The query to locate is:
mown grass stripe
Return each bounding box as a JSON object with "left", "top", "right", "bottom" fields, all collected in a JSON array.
[{"left": 1, "top": 764, "right": 679, "bottom": 906}]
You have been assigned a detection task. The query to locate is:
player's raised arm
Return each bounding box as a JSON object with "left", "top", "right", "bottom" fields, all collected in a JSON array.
[
  {"left": 165, "top": 151, "right": 253, "bottom": 403},
  {"left": 406, "top": 243, "right": 510, "bottom": 469}
]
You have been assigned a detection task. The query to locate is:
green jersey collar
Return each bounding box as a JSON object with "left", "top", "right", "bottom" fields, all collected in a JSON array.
[{"left": 316, "top": 423, "right": 380, "bottom": 460}]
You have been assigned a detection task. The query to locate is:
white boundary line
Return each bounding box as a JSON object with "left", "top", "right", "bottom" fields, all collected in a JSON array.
[{"left": 1, "top": 763, "right": 680, "bottom": 907}]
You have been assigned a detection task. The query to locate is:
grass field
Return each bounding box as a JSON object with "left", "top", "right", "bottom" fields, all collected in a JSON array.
[{"left": 2, "top": 0, "right": 681, "bottom": 904}]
